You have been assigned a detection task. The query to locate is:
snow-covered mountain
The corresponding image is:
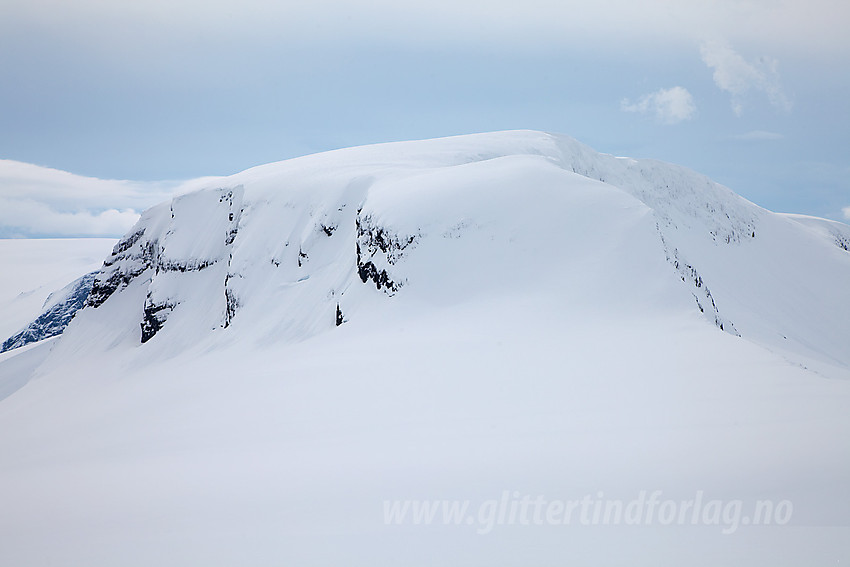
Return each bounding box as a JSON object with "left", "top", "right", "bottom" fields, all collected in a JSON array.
[
  {"left": 42, "top": 129, "right": 850, "bottom": 376},
  {"left": 0, "top": 131, "right": 848, "bottom": 566}
]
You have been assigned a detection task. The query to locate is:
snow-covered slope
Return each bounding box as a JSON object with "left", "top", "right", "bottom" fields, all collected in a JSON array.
[
  {"left": 780, "top": 212, "right": 850, "bottom": 252},
  {"left": 0, "top": 131, "right": 848, "bottom": 566}
]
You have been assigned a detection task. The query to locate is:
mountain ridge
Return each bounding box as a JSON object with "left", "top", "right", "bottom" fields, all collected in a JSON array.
[
  {"left": 36, "top": 129, "right": 844, "bottom": 378},
  {"left": 1, "top": 130, "right": 849, "bottom": 566},
  {"left": 4, "top": 130, "right": 849, "bottom": 375}
]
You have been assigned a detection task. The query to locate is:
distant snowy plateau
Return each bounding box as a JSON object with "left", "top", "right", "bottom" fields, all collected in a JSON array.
[{"left": 1, "top": 131, "right": 848, "bottom": 566}]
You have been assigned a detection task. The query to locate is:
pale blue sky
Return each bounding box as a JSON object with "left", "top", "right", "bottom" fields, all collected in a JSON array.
[{"left": 1, "top": 0, "right": 848, "bottom": 237}]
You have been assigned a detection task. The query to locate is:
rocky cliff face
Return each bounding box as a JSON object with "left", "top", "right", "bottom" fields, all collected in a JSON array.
[{"left": 83, "top": 187, "right": 245, "bottom": 343}]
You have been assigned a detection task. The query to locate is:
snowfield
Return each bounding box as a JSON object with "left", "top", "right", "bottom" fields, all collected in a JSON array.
[{"left": 0, "top": 131, "right": 848, "bottom": 566}]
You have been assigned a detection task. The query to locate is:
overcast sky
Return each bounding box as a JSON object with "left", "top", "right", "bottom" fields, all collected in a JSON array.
[{"left": 1, "top": 0, "right": 848, "bottom": 236}]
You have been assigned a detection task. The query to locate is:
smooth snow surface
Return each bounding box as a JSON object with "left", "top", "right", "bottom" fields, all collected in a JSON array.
[{"left": 0, "top": 131, "right": 848, "bottom": 566}]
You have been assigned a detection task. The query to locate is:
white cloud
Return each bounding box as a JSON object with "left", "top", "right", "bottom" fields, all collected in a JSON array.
[
  {"left": 4, "top": 0, "right": 849, "bottom": 55},
  {"left": 843, "top": 207, "right": 850, "bottom": 220},
  {"left": 621, "top": 87, "right": 696, "bottom": 124},
  {"left": 0, "top": 198, "right": 140, "bottom": 237},
  {"left": 700, "top": 39, "right": 792, "bottom": 116},
  {"left": 733, "top": 130, "right": 784, "bottom": 141},
  {"left": 0, "top": 160, "right": 179, "bottom": 237}
]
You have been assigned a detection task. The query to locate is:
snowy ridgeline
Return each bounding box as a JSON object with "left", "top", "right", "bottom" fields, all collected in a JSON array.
[
  {"left": 5, "top": 130, "right": 850, "bottom": 375},
  {"left": 2, "top": 130, "right": 850, "bottom": 567}
]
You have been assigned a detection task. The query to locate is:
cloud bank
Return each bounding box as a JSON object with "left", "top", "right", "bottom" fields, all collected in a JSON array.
[
  {"left": 621, "top": 87, "right": 696, "bottom": 124},
  {"left": 4, "top": 0, "right": 849, "bottom": 55},
  {"left": 0, "top": 160, "right": 179, "bottom": 238},
  {"left": 700, "top": 40, "right": 792, "bottom": 116},
  {"left": 843, "top": 207, "right": 850, "bottom": 221}
]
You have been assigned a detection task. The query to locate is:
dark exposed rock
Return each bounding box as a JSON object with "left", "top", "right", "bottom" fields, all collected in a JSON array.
[
  {"left": 158, "top": 259, "right": 215, "bottom": 273},
  {"left": 111, "top": 228, "right": 146, "bottom": 257},
  {"left": 1, "top": 272, "right": 98, "bottom": 353},
  {"left": 88, "top": 240, "right": 159, "bottom": 308},
  {"left": 88, "top": 269, "right": 139, "bottom": 309},
  {"left": 355, "top": 211, "right": 417, "bottom": 294},
  {"left": 356, "top": 251, "right": 400, "bottom": 293},
  {"left": 658, "top": 228, "right": 739, "bottom": 336},
  {"left": 140, "top": 296, "right": 174, "bottom": 343},
  {"left": 356, "top": 213, "right": 416, "bottom": 263},
  {"left": 224, "top": 273, "right": 239, "bottom": 328}
]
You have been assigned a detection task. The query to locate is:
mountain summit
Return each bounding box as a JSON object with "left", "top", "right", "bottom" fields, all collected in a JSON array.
[
  {"left": 1, "top": 130, "right": 849, "bottom": 566},
  {"left": 48, "top": 129, "right": 849, "bottom": 375}
]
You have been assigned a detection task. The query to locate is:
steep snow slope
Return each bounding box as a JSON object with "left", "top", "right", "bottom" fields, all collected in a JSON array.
[{"left": 0, "top": 131, "right": 848, "bottom": 566}]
